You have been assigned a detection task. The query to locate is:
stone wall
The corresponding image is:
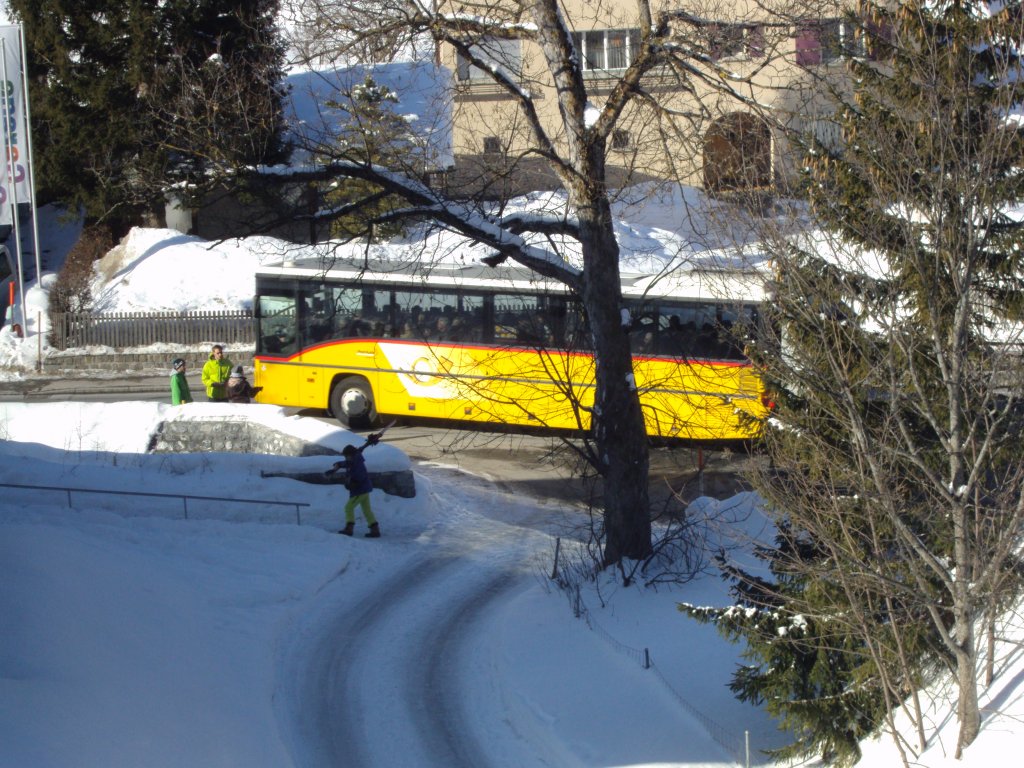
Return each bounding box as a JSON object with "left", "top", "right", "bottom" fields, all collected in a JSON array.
[
  {"left": 150, "top": 417, "right": 416, "bottom": 498},
  {"left": 151, "top": 417, "right": 336, "bottom": 456},
  {"left": 44, "top": 349, "right": 256, "bottom": 374}
]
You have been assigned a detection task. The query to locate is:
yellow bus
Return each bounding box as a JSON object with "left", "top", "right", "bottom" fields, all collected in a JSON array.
[{"left": 252, "top": 258, "right": 771, "bottom": 440}]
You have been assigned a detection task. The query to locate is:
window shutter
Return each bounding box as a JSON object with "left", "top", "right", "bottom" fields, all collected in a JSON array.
[{"left": 795, "top": 26, "right": 821, "bottom": 66}]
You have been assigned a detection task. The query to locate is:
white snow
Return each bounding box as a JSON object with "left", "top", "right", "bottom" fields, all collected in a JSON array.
[
  {"left": 0, "top": 186, "right": 1022, "bottom": 766},
  {"left": 1, "top": 401, "right": 1021, "bottom": 767},
  {"left": 0, "top": 400, "right": 777, "bottom": 767}
]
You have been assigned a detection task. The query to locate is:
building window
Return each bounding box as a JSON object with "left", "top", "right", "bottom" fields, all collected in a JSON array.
[
  {"left": 862, "top": 20, "right": 893, "bottom": 61},
  {"left": 456, "top": 37, "right": 521, "bottom": 81},
  {"left": 707, "top": 24, "right": 766, "bottom": 61},
  {"left": 746, "top": 26, "right": 766, "bottom": 59},
  {"left": 796, "top": 19, "right": 869, "bottom": 66},
  {"left": 425, "top": 170, "right": 449, "bottom": 192},
  {"left": 703, "top": 112, "right": 773, "bottom": 192},
  {"left": 572, "top": 28, "right": 641, "bottom": 72},
  {"left": 611, "top": 129, "right": 630, "bottom": 150},
  {"left": 482, "top": 136, "right": 502, "bottom": 155}
]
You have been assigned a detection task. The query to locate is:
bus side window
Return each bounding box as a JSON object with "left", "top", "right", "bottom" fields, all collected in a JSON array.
[
  {"left": 657, "top": 315, "right": 683, "bottom": 357},
  {"left": 516, "top": 318, "right": 549, "bottom": 346},
  {"left": 717, "top": 307, "right": 755, "bottom": 360},
  {"left": 299, "top": 288, "right": 332, "bottom": 344},
  {"left": 342, "top": 314, "right": 368, "bottom": 337},
  {"left": 494, "top": 312, "right": 516, "bottom": 340},
  {"left": 563, "top": 303, "right": 591, "bottom": 351},
  {"left": 629, "top": 314, "right": 658, "bottom": 355},
  {"left": 331, "top": 287, "right": 363, "bottom": 338},
  {"left": 453, "top": 296, "right": 485, "bottom": 342},
  {"left": 306, "top": 320, "right": 331, "bottom": 343},
  {"left": 493, "top": 295, "right": 552, "bottom": 347}
]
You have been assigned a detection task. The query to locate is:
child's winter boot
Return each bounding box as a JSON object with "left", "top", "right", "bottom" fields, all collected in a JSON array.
[
  {"left": 365, "top": 522, "right": 381, "bottom": 538},
  {"left": 339, "top": 522, "right": 355, "bottom": 536}
]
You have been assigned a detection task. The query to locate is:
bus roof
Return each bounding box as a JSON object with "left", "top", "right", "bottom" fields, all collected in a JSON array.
[{"left": 255, "top": 256, "right": 770, "bottom": 304}]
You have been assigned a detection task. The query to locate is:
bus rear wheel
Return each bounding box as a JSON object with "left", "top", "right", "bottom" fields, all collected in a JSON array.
[{"left": 330, "top": 376, "right": 379, "bottom": 429}]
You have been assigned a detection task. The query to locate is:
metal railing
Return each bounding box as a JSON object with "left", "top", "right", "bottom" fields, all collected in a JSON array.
[
  {"left": 49, "top": 309, "right": 255, "bottom": 350},
  {"left": 0, "top": 481, "right": 310, "bottom": 524}
]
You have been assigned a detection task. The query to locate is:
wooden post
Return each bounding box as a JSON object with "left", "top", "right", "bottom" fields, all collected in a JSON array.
[{"left": 697, "top": 446, "right": 705, "bottom": 496}]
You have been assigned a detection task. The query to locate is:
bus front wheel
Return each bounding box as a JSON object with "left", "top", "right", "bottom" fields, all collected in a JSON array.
[{"left": 330, "top": 376, "right": 379, "bottom": 429}]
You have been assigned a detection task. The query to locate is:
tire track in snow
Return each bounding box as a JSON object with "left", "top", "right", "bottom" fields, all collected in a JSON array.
[
  {"left": 418, "top": 569, "right": 521, "bottom": 767},
  {"left": 327, "top": 555, "right": 526, "bottom": 768},
  {"left": 286, "top": 474, "right": 549, "bottom": 768}
]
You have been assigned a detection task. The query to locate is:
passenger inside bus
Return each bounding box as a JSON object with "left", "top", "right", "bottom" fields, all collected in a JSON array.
[
  {"left": 635, "top": 330, "right": 656, "bottom": 354},
  {"left": 343, "top": 314, "right": 370, "bottom": 337}
]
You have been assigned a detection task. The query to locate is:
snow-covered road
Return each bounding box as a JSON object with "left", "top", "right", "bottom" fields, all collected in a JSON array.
[
  {"left": 1, "top": 401, "right": 790, "bottom": 768},
  {"left": 277, "top": 471, "right": 559, "bottom": 768}
]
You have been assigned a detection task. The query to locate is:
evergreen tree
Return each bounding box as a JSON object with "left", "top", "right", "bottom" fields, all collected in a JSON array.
[
  {"left": 8, "top": 0, "right": 288, "bottom": 231},
  {"left": 739, "top": 1, "right": 1024, "bottom": 758},
  {"left": 321, "top": 75, "right": 417, "bottom": 242},
  {"left": 9, "top": 0, "right": 160, "bottom": 230},
  {"left": 680, "top": 522, "right": 891, "bottom": 766},
  {"left": 682, "top": 506, "right": 942, "bottom": 765},
  {"left": 147, "top": 0, "right": 290, "bottom": 192}
]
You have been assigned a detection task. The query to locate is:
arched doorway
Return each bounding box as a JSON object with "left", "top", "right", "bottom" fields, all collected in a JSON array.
[{"left": 702, "top": 113, "right": 772, "bottom": 192}]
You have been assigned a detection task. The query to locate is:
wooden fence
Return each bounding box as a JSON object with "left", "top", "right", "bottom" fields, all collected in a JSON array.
[{"left": 49, "top": 310, "right": 255, "bottom": 350}]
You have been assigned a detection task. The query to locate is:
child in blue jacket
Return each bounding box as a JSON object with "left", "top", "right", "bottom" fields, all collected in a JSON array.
[{"left": 331, "top": 432, "right": 382, "bottom": 537}]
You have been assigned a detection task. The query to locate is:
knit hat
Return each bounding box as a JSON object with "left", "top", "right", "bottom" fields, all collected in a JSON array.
[
  {"left": 172, "top": 358, "right": 185, "bottom": 371},
  {"left": 234, "top": 366, "right": 244, "bottom": 375}
]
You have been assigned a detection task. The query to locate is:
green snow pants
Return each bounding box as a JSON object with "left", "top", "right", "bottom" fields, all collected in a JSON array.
[{"left": 344, "top": 493, "right": 377, "bottom": 525}]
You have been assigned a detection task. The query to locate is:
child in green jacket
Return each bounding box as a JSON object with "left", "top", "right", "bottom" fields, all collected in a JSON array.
[{"left": 170, "top": 358, "right": 192, "bottom": 405}]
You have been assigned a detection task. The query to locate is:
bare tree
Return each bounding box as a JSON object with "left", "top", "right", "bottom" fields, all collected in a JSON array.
[{"left": 257, "top": 0, "right": 811, "bottom": 568}]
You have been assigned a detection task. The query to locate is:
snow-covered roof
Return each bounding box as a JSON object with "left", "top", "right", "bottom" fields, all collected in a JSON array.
[{"left": 284, "top": 62, "right": 454, "bottom": 170}]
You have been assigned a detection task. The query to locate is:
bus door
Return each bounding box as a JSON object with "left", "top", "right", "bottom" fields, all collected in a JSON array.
[
  {"left": 255, "top": 291, "right": 300, "bottom": 404},
  {"left": 295, "top": 284, "right": 334, "bottom": 404},
  {"left": 299, "top": 285, "right": 390, "bottom": 408}
]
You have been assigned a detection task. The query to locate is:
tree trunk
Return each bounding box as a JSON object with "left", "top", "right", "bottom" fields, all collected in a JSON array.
[
  {"left": 952, "top": 497, "right": 980, "bottom": 756},
  {"left": 576, "top": 195, "right": 652, "bottom": 566},
  {"left": 954, "top": 641, "right": 981, "bottom": 758},
  {"left": 985, "top": 609, "right": 996, "bottom": 687}
]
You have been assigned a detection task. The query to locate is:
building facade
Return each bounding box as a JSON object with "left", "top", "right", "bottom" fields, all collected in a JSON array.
[{"left": 440, "top": 1, "right": 873, "bottom": 198}]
